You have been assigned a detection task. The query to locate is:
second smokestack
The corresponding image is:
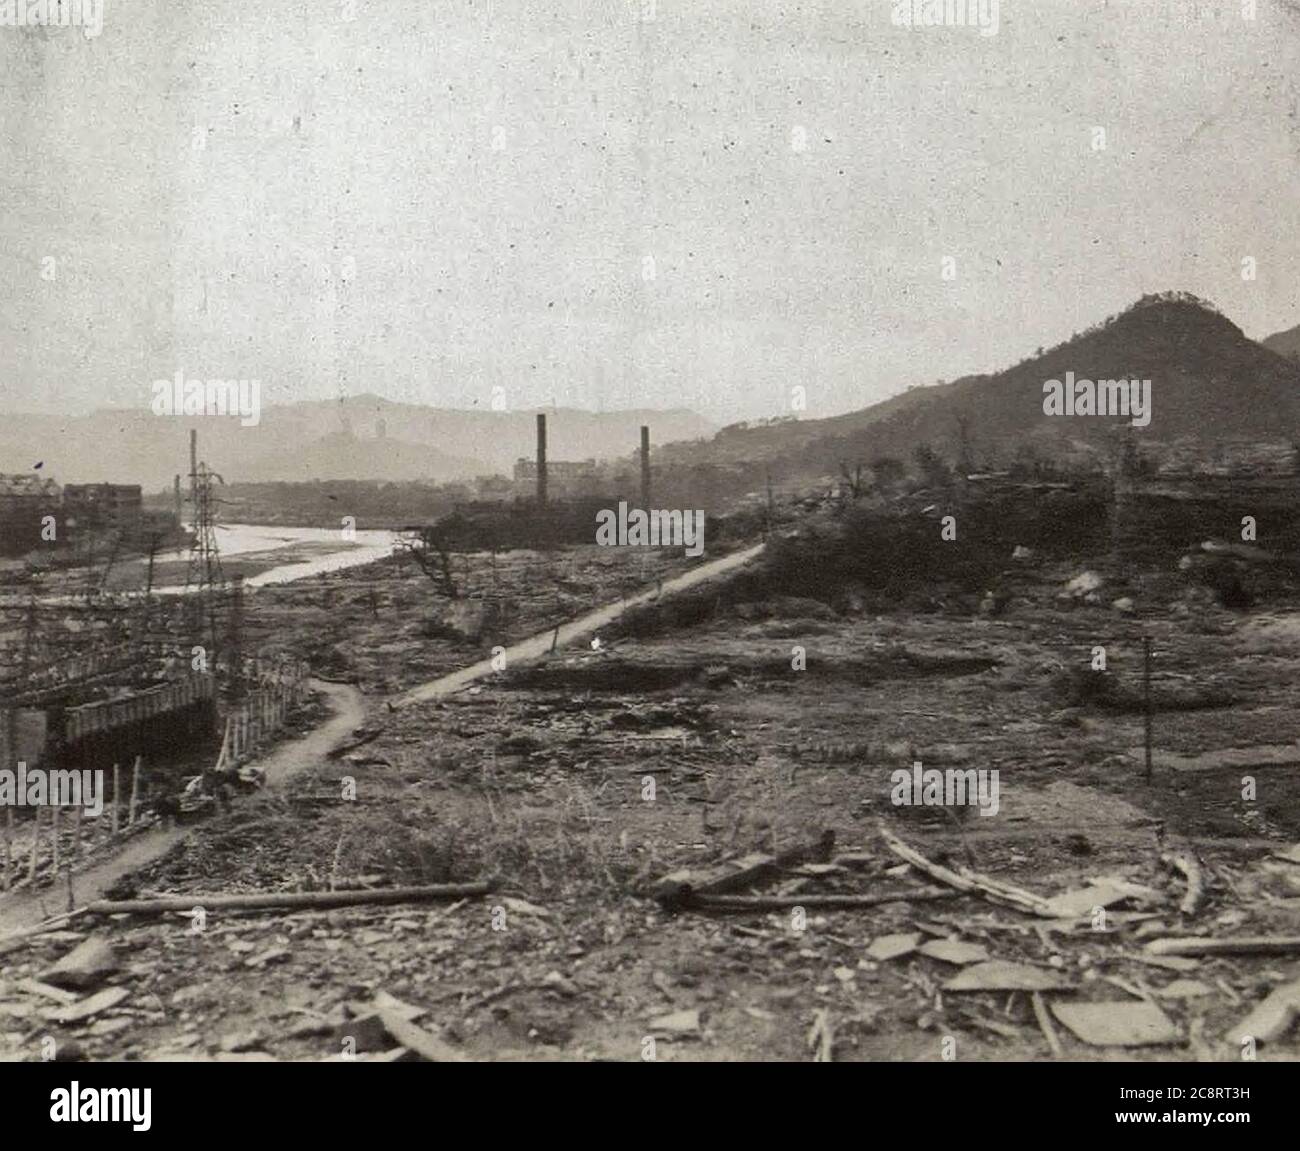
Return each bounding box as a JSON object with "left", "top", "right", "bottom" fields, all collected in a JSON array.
[
  {"left": 640, "top": 425, "right": 651, "bottom": 508},
  {"left": 536, "top": 413, "right": 548, "bottom": 506}
]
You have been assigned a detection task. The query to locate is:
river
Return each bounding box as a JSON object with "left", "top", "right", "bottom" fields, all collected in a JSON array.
[{"left": 154, "top": 523, "right": 399, "bottom": 593}]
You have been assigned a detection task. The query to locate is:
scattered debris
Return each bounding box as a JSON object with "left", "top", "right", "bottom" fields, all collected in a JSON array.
[
  {"left": 807, "top": 1008, "right": 834, "bottom": 1062},
  {"left": 879, "top": 825, "right": 1056, "bottom": 917},
  {"left": 917, "top": 939, "right": 990, "bottom": 965},
  {"left": 375, "top": 1009, "right": 468, "bottom": 1062},
  {"left": 1031, "top": 991, "right": 1063, "bottom": 1057},
  {"left": 652, "top": 830, "right": 835, "bottom": 908},
  {"left": 691, "top": 890, "right": 956, "bottom": 913},
  {"left": 1145, "top": 936, "right": 1300, "bottom": 958},
  {"left": 943, "top": 961, "right": 1072, "bottom": 993},
  {"left": 83, "top": 882, "right": 492, "bottom": 918},
  {"left": 1155, "top": 979, "right": 1213, "bottom": 1000},
  {"left": 1229, "top": 977, "right": 1300, "bottom": 1045},
  {"left": 16, "top": 978, "right": 81, "bottom": 1006},
  {"left": 866, "top": 933, "right": 921, "bottom": 962},
  {"left": 1161, "top": 853, "right": 1205, "bottom": 916},
  {"left": 53, "top": 986, "right": 130, "bottom": 1025},
  {"left": 1132, "top": 953, "right": 1201, "bottom": 973},
  {"left": 1042, "top": 877, "right": 1162, "bottom": 919},
  {"left": 498, "top": 896, "right": 551, "bottom": 919},
  {"left": 42, "top": 937, "right": 119, "bottom": 990},
  {"left": 647, "top": 1008, "right": 701, "bottom": 1036},
  {"left": 1049, "top": 1000, "right": 1179, "bottom": 1047},
  {"left": 244, "top": 947, "right": 291, "bottom": 970}
]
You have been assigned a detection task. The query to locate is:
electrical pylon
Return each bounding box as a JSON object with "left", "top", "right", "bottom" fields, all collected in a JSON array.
[{"left": 183, "top": 431, "right": 226, "bottom": 655}]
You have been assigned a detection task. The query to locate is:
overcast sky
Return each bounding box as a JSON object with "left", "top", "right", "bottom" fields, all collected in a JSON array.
[{"left": 3, "top": 0, "right": 1299, "bottom": 424}]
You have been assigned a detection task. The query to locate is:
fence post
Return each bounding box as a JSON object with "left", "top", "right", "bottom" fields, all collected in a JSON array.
[
  {"left": 129, "top": 756, "right": 141, "bottom": 826},
  {"left": 27, "top": 805, "right": 41, "bottom": 882},
  {"left": 112, "top": 763, "right": 121, "bottom": 835}
]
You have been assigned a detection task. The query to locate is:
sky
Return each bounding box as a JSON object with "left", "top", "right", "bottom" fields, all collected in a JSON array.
[{"left": 2, "top": 0, "right": 1300, "bottom": 425}]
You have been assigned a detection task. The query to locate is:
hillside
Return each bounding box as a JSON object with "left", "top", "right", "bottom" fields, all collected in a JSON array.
[
  {"left": 1263, "top": 322, "right": 1300, "bottom": 362},
  {"left": 0, "top": 398, "right": 715, "bottom": 492},
  {"left": 664, "top": 294, "right": 1300, "bottom": 480}
]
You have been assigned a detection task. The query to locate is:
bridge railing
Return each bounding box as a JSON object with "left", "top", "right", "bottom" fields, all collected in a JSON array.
[{"left": 62, "top": 673, "right": 215, "bottom": 744}]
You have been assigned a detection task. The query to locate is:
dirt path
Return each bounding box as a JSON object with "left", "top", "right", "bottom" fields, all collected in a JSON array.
[
  {"left": 0, "top": 679, "right": 366, "bottom": 938},
  {"left": 392, "top": 541, "right": 766, "bottom": 708},
  {"left": 0, "top": 543, "right": 762, "bottom": 937}
]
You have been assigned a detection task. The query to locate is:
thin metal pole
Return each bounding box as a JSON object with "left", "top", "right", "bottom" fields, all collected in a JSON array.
[{"left": 1143, "top": 635, "right": 1153, "bottom": 781}]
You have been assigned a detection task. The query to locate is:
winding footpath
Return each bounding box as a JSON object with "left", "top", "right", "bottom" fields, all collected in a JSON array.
[
  {"left": 0, "top": 679, "right": 365, "bottom": 938},
  {"left": 392, "top": 541, "right": 766, "bottom": 708},
  {"left": 0, "top": 540, "right": 767, "bottom": 938}
]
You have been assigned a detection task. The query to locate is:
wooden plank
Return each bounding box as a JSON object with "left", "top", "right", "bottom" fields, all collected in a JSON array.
[
  {"left": 86, "top": 881, "right": 492, "bottom": 917},
  {"left": 879, "top": 823, "right": 1056, "bottom": 917},
  {"left": 652, "top": 829, "right": 835, "bottom": 907},
  {"left": 375, "top": 1010, "right": 469, "bottom": 1062},
  {"left": 54, "top": 986, "right": 129, "bottom": 1024},
  {"left": 1146, "top": 936, "right": 1300, "bottom": 957}
]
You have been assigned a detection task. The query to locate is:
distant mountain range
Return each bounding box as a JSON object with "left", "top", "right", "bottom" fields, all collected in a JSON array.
[
  {"left": 663, "top": 294, "right": 1300, "bottom": 479},
  {"left": 0, "top": 398, "right": 715, "bottom": 492},
  {"left": 6, "top": 296, "right": 1296, "bottom": 496}
]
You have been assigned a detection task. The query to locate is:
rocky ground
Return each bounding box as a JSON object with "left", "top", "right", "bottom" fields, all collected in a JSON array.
[{"left": 3, "top": 541, "right": 1300, "bottom": 1062}]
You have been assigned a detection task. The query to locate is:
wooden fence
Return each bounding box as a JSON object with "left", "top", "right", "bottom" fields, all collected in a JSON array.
[
  {"left": 0, "top": 755, "right": 143, "bottom": 899},
  {"left": 1, "top": 659, "right": 312, "bottom": 899},
  {"left": 214, "top": 659, "right": 311, "bottom": 771}
]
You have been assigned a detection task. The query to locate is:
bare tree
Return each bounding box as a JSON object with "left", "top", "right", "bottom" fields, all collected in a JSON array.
[
  {"left": 397, "top": 527, "right": 460, "bottom": 599},
  {"left": 838, "top": 460, "right": 866, "bottom": 499}
]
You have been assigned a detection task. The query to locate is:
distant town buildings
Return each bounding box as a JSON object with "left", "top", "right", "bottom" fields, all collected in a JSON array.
[
  {"left": 0, "top": 474, "right": 144, "bottom": 556},
  {"left": 473, "top": 474, "right": 515, "bottom": 500},
  {"left": 62, "top": 483, "right": 144, "bottom": 539},
  {"left": 512, "top": 457, "right": 599, "bottom": 498},
  {"left": 0, "top": 474, "right": 62, "bottom": 555}
]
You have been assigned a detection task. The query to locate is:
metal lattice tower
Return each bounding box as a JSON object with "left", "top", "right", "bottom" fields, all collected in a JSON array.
[
  {"left": 184, "top": 462, "right": 225, "bottom": 593},
  {"left": 183, "top": 432, "right": 226, "bottom": 651}
]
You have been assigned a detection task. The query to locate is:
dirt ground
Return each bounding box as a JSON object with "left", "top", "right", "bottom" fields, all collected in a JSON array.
[{"left": 3, "top": 543, "right": 1300, "bottom": 1062}]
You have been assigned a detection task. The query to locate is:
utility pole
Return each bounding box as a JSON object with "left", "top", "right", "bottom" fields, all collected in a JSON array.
[
  {"left": 1143, "top": 635, "right": 1153, "bottom": 780},
  {"left": 228, "top": 574, "right": 245, "bottom": 707}
]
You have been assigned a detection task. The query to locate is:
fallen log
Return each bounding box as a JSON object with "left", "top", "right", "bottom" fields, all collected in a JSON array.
[
  {"left": 1161, "top": 852, "right": 1204, "bottom": 916},
  {"left": 688, "top": 889, "right": 959, "bottom": 912},
  {"left": 1146, "top": 936, "right": 1300, "bottom": 958},
  {"left": 877, "top": 824, "right": 1056, "bottom": 917},
  {"left": 652, "top": 829, "right": 835, "bottom": 908},
  {"left": 84, "top": 882, "right": 492, "bottom": 918}
]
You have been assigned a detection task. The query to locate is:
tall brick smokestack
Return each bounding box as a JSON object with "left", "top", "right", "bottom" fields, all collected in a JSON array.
[
  {"left": 536, "top": 413, "right": 548, "bottom": 506},
  {"left": 173, "top": 474, "right": 182, "bottom": 522},
  {"left": 640, "top": 425, "right": 651, "bottom": 508}
]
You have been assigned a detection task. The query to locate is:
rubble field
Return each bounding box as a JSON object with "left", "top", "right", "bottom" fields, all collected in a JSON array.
[{"left": 4, "top": 543, "right": 1300, "bottom": 1062}]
